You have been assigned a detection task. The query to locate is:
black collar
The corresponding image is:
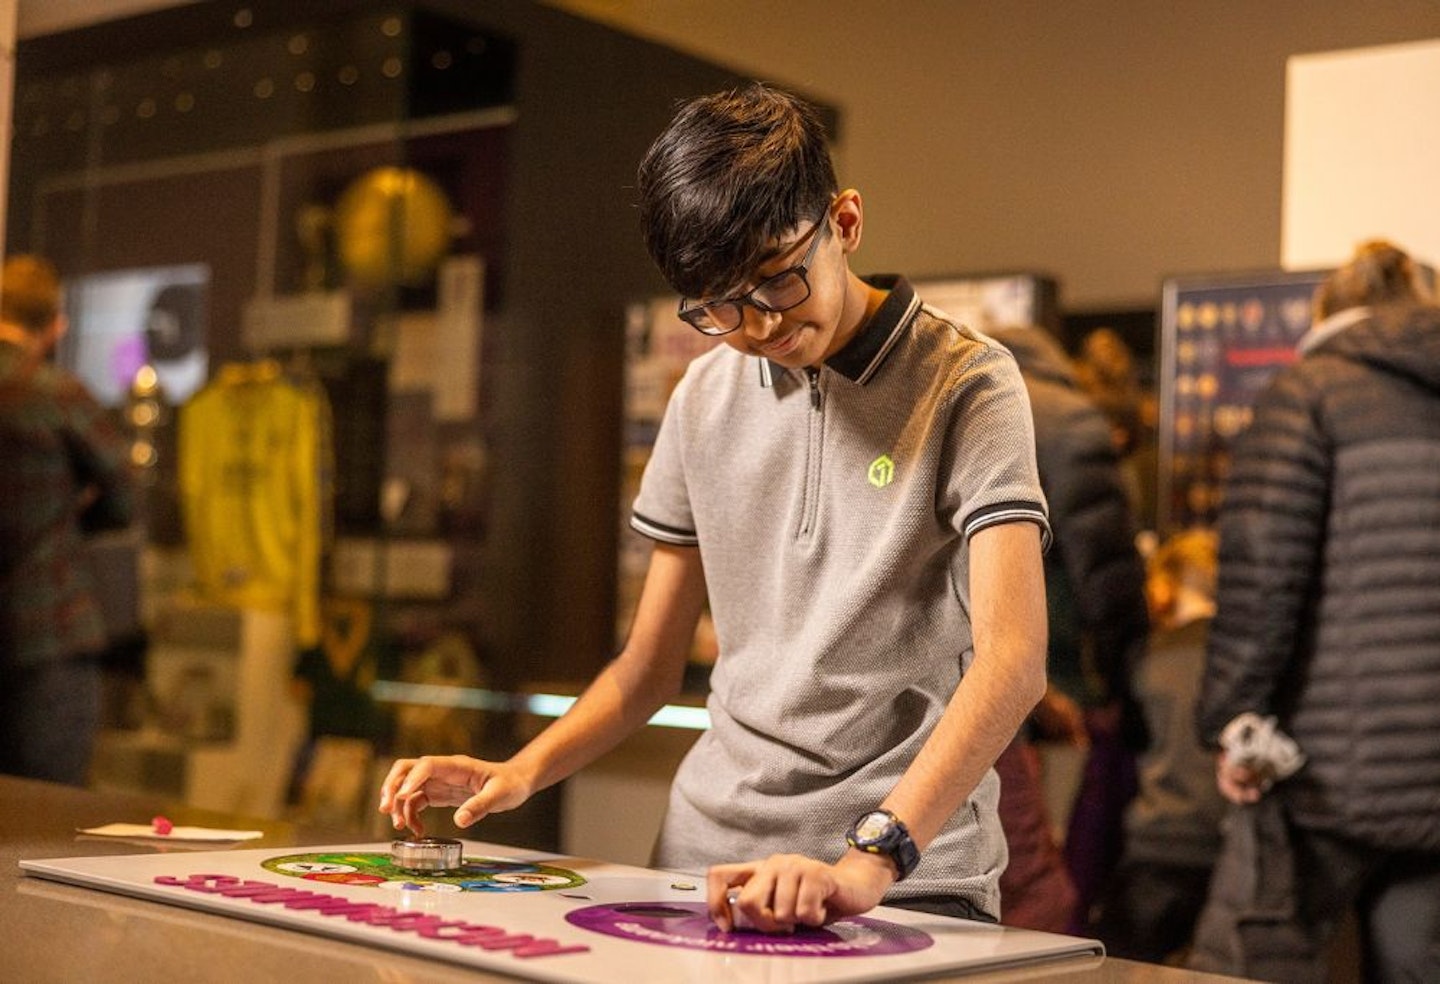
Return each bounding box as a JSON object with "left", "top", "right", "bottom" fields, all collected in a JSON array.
[{"left": 758, "top": 275, "right": 919, "bottom": 388}]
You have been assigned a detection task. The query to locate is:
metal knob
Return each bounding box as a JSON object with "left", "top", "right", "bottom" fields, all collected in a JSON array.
[{"left": 390, "top": 836, "right": 464, "bottom": 873}]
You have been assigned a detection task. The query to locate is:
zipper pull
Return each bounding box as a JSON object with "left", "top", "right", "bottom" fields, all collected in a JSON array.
[{"left": 806, "top": 368, "right": 821, "bottom": 409}]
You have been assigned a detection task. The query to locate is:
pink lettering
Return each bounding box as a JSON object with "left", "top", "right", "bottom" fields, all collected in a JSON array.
[
  {"left": 217, "top": 881, "right": 282, "bottom": 898},
  {"left": 282, "top": 893, "right": 345, "bottom": 911},
  {"left": 249, "top": 888, "right": 312, "bottom": 904},
  {"left": 379, "top": 913, "right": 444, "bottom": 934},
  {"left": 455, "top": 925, "right": 509, "bottom": 944},
  {"left": 162, "top": 874, "right": 239, "bottom": 893},
  {"left": 154, "top": 872, "right": 589, "bottom": 960},
  {"left": 415, "top": 921, "right": 479, "bottom": 941},
  {"left": 312, "top": 901, "right": 386, "bottom": 919},
  {"left": 464, "top": 932, "right": 590, "bottom": 957},
  {"left": 513, "top": 939, "right": 592, "bottom": 958},
  {"left": 474, "top": 933, "right": 539, "bottom": 951},
  {"left": 348, "top": 909, "right": 439, "bottom": 932}
]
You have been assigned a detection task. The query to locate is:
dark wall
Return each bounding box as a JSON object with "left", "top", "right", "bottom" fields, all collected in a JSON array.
[
  {"left": 413, "top": 1, "right": 749, "bottom": 689},
  {"left": 9, "top": 0, "right": 761, "bottom": 691}
]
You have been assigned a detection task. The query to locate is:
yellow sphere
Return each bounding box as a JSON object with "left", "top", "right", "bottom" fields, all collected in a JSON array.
[{"left": 334, "top": 166, "right": 454, "bottom": 288}]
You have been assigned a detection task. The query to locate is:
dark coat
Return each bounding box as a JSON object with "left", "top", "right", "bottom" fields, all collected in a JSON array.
[
  {"left": 1198, "top": 303, "right": 1440, "bottom": 853},
  {"left": 0, "top": 341, "right": 134, "bottom": 668},
  {"left": 992, "top": 327, "right": 1150, "bottom": 739}
]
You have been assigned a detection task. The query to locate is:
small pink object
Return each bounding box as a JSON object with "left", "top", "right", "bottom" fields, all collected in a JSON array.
[{"left": 152, "top": 815, "right": 174, "bottom": 836}]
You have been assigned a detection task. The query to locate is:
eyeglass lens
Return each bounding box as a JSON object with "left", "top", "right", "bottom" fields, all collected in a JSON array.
[{"left": 692, "top": 270, "right": 808, "bottom": 332}]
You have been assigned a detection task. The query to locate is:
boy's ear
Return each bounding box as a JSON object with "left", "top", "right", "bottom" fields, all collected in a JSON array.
[{"left": 833, "top": 188, "right": 865, "bottom": 253}]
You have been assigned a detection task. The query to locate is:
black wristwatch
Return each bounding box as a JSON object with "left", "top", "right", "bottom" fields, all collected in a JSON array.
[{"left": 845, "top": 808, "right": 920, "bottom": 882}]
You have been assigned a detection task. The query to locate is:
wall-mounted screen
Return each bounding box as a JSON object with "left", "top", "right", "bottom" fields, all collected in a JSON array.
[{"left": 60, "top": 264, "right": 210, "bottom": 406}]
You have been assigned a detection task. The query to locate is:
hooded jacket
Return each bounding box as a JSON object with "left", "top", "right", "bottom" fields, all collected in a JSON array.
[
  {"left": 992, "top": 327, "right": 1149, "bottom": 733},
  {"left": 1198, "top": 303, "right": 1440, "bottom": 852}
]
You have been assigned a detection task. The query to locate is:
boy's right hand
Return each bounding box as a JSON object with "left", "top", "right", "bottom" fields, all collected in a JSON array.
[{"left": 378, "top": 754, "right": 533, "bottom": 837}]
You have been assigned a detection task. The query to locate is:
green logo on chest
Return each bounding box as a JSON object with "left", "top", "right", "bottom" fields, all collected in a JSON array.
[{"left": 868, "top": 454, "right": 896, "bottom": 489}]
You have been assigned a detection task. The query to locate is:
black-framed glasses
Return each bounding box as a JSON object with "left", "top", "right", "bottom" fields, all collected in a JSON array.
[{"left": 677, "top": 208, "right": 832, "bottom": 336}]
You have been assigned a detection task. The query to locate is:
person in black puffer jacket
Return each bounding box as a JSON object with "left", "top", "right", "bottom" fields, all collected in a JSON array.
[{"left": 1190, "top": 240, "right": 1440, "bottom": 983}]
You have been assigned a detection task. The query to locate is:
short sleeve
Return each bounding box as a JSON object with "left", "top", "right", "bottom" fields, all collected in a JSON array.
[
  {"left": 947, "top": 346, "right": 1051, "bottom": 550},
  {"left": 629, "top": 377, "right": 699, "bottom": 547}
]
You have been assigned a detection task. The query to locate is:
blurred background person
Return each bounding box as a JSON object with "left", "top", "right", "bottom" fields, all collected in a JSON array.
[
  {"left": 991, "top": 325, "right": 1150, "bottom": 934},
  {"left": 1190, "top": 240, "right": 1440, "bottom": 982},
  {"left": 1074, "top": 326, "right": 1158, "bottom": 537},
  {"left": 0, "top": 255, "right": 135, "bottom": 785},
  {"left": 990, "top": 709, "right": 1080, "bottom": 932},
  {"left": 1089, "top": 528, "right": 1225, "bottom": 964}
]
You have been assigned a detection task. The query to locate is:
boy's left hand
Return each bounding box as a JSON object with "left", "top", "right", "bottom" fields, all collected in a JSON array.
[{"left": 706, "top": 850, "right": 894, "bottom": 933}]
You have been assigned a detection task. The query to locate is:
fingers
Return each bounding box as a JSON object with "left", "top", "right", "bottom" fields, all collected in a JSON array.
[
  {"left": 708, "top": 856, "right": 833, "bottom": 933},
  {"left": 376, "top": 755, "right": 479, "bottom": 835},
  {"left": 377, "top": 758, "right": 416, "bottom": 813},
  {"left": 794, "top": 874, "right": 830, "bottom": 927},
  {"left": 455, "top": 792, "right": 491, "bottom": 828},
  {"left": 706, "top": 864, "right": 750, "bottom": 932},
  {"left": 392, "top": 758, "right": 441, "bottom": 834},
  {"left": 378, "top": 758, "right": 421, "bottom": 833}
]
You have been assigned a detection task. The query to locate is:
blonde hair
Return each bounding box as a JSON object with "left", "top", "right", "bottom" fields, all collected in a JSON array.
[{"left": 1313, "top": 239, "right": 1431, "bottom": 321}]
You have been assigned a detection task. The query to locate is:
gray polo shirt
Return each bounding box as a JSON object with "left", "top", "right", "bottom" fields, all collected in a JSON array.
[{"left": 631, "top": 276, "right": 1048, "bottom": 916}]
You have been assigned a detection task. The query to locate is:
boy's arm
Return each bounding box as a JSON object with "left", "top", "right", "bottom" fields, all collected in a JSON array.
[
  {"left": 878, "top": 520, "right": 1048, "bottom": 847},
  {"left": 380, "top": 543, "right": 706, "bottom": 834},
  {"left": 710, "top": 521, "right": 1047, "bottom": 930}
]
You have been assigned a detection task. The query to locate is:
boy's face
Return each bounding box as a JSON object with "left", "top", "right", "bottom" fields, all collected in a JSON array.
[{"left": 710, "top": 191, "right": 865, "bottom": 370}]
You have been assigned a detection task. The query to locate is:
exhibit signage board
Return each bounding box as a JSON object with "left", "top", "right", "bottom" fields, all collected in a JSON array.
[{"left": 1157, "top": 268, "right": 1326, "bottom": 533}]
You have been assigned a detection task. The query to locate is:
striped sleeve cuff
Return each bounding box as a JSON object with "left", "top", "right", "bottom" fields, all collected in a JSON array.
[
  {"left": 962, "top": 501, "right": 1052, "bottom": 553},
  {"left": 630, "top": 511, "right": 700, "bottom": 547}
]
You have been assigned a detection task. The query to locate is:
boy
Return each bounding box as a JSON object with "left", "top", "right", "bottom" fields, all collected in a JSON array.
[{"left": 380, "top": 84, "right": 1049, "bottom": 931}]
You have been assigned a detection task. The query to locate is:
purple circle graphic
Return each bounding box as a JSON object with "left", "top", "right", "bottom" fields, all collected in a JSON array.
[{"left": 564, "top": 902, "right": 934, "bottom": 957}]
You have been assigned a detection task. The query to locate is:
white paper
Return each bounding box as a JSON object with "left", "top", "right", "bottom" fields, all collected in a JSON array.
[{"left": 78, "top": 823, "right": 264, "bottom": 842}]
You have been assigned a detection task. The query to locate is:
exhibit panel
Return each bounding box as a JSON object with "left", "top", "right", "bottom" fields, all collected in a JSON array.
[{"left": 1156, "top": 267, "right": 1327, "bottom": 535}]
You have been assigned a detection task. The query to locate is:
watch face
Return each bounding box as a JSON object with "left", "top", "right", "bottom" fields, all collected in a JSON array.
[{"left": 854, "top": 811, "right": 891, "bottom": 843}]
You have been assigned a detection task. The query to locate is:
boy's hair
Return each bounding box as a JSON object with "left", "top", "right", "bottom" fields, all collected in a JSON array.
[
  {"left": 636, "top": 83, "right": 837, "bottom": 300},
  {"left": 1313, "top": 239, "right": 1431, "bottom": 321},
  {"left": 1, "top": 254, "right": 63, "bottom": 334}
]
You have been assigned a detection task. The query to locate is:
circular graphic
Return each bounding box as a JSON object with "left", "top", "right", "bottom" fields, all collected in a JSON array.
[
  {"left": 275, "top": 861, "right": 355, "bottom": 875},
  {"left": 261, "top": 852, "right": 586, "bottom": 893},
  {"left": 565, "top": 902, "right": 934, "bottom": 957}
]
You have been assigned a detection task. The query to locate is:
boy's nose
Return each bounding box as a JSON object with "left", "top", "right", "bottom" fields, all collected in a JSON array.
[{"left": 740, "top": 304, "right": 782, "bottom": 339}]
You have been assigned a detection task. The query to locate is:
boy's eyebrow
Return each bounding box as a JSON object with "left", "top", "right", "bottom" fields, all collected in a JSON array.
[
  {"left": 719, "top": 220, "right": 817, "bottom": 295},
  {"left": 698, "top": 213, "right": 825, "bottom": 301},
  {"left": 755, "top": 224, "right": 813, "bottom": 266}
]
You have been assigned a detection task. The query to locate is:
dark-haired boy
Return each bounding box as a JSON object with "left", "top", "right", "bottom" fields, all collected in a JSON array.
[{"left": 381, "top": 83, "right": 1050, "bottom": 931}]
